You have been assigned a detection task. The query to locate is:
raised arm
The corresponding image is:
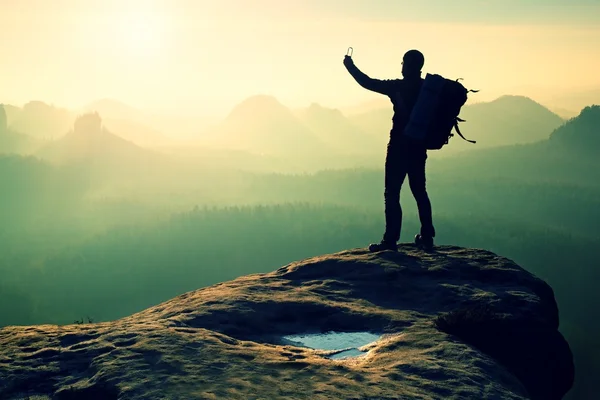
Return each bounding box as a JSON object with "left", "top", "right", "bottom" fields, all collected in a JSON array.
[{"left": 343, "top": 56, "right": 393, "bottom": 95}]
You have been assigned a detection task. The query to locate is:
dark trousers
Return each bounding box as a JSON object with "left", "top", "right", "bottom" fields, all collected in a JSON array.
[{"left": 382, "top": 142, "right": 435, "bottom": 243}]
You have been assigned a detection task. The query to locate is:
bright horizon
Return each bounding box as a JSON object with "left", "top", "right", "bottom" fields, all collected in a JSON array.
[{"left": 1, "top": 0, "right": 599, "bottom": 116}]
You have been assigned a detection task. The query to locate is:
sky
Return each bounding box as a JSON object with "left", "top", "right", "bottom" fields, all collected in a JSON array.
[{"left": 1, "top": 0, "right": 599, "bottom": 116}]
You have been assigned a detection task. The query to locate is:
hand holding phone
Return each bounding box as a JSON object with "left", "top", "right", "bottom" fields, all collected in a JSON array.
[{"left": 343, "top": 47, "right": 354, "bottom": 66}]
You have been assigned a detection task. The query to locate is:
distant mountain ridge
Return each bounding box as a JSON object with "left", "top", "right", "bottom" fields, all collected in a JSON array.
[
  {"left": 0, "top": 104, "right": 38, "bottom": 154},
  {"left": 84, "top": 98, "right": 147, "bottom": 124},
  {"left": 549, "top": 105, "right": 600, "bottom": 152},
  {"left": 347, "top": 95, "right": 565, "bottom": 153},
  {"left": 429, "top": 104, "right": 600, "bottom": 187},
  {"left": 36, "top": 113, "right": 157, "bottom": 167},
  {"left": 210, "top": 95, "right": 328, "bottom": 156},
  {"left": 296, "top": 103, "right": 380, "bottom": 154},
  {"left": 2, "top": 94, "right": 593, "bottom": 162},
  {"left": 6, "top": 101, "right": 74, "bottom": 140},
  {"left": 455, "top": 95, "right": 565, "bottom": 148}
]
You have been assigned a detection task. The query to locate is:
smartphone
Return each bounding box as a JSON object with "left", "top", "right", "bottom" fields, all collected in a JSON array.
[{"left": 346, "top": 47, "right": 353, "bottom": 57}]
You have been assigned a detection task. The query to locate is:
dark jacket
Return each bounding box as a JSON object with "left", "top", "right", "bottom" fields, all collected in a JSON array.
[{"left": 344, "top": 59, "right": 424, "bottom": 150}]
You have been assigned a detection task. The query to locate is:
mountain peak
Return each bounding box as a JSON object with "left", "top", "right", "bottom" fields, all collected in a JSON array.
[
  {"left": 74, "top": 112, "right": 103, "bottom": 135},
  {"left": 307, "top": 102, "right": 327, "bottom": 110},
  {"left": 216, "top": 95, "right": 326, "bottom": 156},
  {"left": 243, "top": 94, "right": 281, "bottom": 104},
  {"left": 496, "top": 94, "right": 536, "bottom": 102},
  {"left": 84, "top": 98, "right": 145, "bottom": 123},
  {"left": 0, "top": 246, "right": 574, "bottom": 399},
  {"left": 36, "top": 112, "right": 152, "bottom": 165},
  {"left": 305, "top": 102, "right": 343, "bottom": 117},
  {"left": 576, "top": 104, "right": 600, "bottom": 117},
  {"left": 226, "top": 95, "right": 287, "bottom": 120},
  {"left": 454, "top": 94, "right": 564, "bottom": 148},
  {"left": 482, "top": 95, "right": 555, "bottom": 113},
  {"left": 550, "top": 105, "right": 600, "bottom": 149}
]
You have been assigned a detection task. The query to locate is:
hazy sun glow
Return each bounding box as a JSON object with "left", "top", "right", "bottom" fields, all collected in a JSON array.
[
  {"left": 1, "top": 0, "right": 599, "bottom": 115},
  {"left": 115, "top": 11, "right": 167, "bottom": 57}
]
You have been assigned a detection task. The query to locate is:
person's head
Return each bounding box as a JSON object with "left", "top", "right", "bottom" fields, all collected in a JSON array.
[{"left": 402, "top": 49, "right": 425, "bottom": 78}]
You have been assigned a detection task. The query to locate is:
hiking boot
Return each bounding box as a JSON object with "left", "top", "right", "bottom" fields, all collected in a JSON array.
[
  {"left": 414, "top": 234, "right": 434, "bottom": 250},
  {"left": 368, "top": 241, "right": 398, "bottom": 252}
]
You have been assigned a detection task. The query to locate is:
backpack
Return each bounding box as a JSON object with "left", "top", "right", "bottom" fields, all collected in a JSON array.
[{"left": 403, "top": 73, "right": 477, "bottom": 150}]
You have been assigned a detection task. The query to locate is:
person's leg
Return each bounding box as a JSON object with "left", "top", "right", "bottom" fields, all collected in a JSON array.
[
  {"left": 382, "top": 146, "right": 407, "bottom": 244},
  {"left": 408, "top": 154, "right": 435, "bottom": 240}
]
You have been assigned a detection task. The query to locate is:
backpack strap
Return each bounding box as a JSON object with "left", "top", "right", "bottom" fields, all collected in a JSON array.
[{"left": 454, "top": 121, "right": 476, "bottom": 144}]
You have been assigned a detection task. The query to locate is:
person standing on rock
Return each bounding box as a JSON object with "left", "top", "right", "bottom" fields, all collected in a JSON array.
[{"left": 343, "top": 49, "right": 435, "bottom": 251}]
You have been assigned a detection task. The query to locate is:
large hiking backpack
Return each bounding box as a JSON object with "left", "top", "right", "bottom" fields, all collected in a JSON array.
[{"left": 404, "top": 73, "right": 477, "bottom": 150}]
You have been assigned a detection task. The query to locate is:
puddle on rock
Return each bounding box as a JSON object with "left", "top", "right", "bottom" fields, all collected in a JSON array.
[{"left": 281, "top": 331, "right": 381, "bottom": 360}]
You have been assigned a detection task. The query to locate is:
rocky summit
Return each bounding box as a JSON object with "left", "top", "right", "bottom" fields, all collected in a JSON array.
[{"left": 0, "top": 245, "right": 574, "bottom": 400}]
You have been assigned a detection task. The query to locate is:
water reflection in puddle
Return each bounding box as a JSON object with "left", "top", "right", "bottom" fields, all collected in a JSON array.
[{"left": 282, "top": 331, "right": 381, "bottom": 359}]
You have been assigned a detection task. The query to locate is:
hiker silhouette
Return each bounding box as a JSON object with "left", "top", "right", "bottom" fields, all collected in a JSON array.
[{"left": 343, "top": 49, "right": 435, "bottom": 252}]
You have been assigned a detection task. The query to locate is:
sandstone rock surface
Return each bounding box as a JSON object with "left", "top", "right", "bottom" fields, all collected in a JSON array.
[{"left": 0, "top": 245, "right": 574, "bottom": 399}]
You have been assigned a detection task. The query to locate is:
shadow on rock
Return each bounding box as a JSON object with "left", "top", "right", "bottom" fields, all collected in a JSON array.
[{"left": 435, "top": 304, "right": 574, "bottom": 400}]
